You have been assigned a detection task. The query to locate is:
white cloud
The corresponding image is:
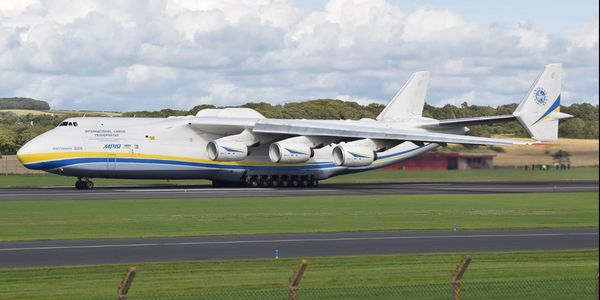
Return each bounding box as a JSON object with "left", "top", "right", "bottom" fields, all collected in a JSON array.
[{"left": 0, "top": 0, "right": 597, "bottom": 111}]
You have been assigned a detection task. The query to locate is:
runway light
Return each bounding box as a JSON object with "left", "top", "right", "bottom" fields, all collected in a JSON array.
[
  {"left": 275, "top": 248, "right": 280, "bottom": 259},
  {"left": 452, "top": 224, "right": 458, "bottom": 231}
]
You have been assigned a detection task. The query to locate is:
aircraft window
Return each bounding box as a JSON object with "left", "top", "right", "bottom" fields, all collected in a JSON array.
[
  {"left": 59, "top": 122, "right": 68, "bottom": 126},
  {"left": 73, "top": 122, "right": 78, "bottom": 127}
]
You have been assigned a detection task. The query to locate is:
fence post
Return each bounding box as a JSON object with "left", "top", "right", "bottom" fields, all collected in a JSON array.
[
  {"left": 595, "top": 269, "right": 598, "bottom": 300},
  {"left": 288, "top": 259, "right": 308, "bottom": 300},
  {"left": 450, "top": 256, "right": 472, "bottom": 300},
  {"left": 116, "top": 267, "right": 137, "bottom": 300}
]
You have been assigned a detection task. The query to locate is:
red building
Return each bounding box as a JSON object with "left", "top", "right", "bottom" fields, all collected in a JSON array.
[{"left": 382, "top": 152, "right": 496, "bottom": 171}]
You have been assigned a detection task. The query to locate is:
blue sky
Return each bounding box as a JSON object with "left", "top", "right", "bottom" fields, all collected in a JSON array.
[{"left": 0, "top": 0, "right": 598, "bottom": 111}]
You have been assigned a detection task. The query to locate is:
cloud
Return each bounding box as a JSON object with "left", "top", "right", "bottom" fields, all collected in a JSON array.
[{"left": 0, "top": 0, "right": 597, "bottom": 111}]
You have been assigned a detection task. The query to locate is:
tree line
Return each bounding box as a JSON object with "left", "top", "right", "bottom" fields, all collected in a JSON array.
[{"left": 0, "top": 100, "right": 597, "bottom": 155}]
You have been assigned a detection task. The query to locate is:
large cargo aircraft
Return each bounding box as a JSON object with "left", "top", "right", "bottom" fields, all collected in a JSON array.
[{"left": 17, "top": 64, "right": 572, "bottom": 189}]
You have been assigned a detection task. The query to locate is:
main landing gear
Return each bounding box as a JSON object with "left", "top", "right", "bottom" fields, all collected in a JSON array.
[
  {"left": 75, "top": 178, "right": 94, "bottom": 190},
  {"left": 245, "top": 175, "right": 318, "bottom": 188}
]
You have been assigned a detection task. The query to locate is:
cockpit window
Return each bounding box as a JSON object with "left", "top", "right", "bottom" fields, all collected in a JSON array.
[{"left": 58, "top": 121, "right": 78, "bottom": 127}]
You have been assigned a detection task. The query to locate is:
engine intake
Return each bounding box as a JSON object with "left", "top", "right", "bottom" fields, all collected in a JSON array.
[
  {"left": 269, "top": 142, "right": 312, "bottom": 163},
  {"left": 332, "top": 145, "right": 375, "bottom": 167},
  {"left": 207, "top": 141, "right": 248, "bottom": 161}
]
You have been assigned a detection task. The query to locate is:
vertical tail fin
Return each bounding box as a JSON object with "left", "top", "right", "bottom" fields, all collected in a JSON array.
[
  {"left": 377, "top": 71, "right": 429, "bottom": 121},
  {"left": 513, "top": 63, "right": 572, "bottom": 141}
]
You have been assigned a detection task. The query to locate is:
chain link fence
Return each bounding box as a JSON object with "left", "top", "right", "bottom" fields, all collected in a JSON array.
[
  {"left": 0, "top": 155, "right": 44, "bottom": 174},
  {"left": 88, "top": 277, "right": 597, "bottom": 300}
]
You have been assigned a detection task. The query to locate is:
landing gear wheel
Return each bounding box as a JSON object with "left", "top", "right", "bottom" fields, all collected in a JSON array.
[
  {"left": 260, "top": 177, "right": 270, "bottom": 187},
  {"left": 280, "top": 178, "right": 289, "bottom": 187},
  {"left": 85, "top": 181, "right": 94, "bottom": 190},
  {"left": 249, "top": 177, "right": 260, "bottom": 188},
  {"left": 310, "top": 179, "right": 319, "bottom": 187},
  {"left": 300, "top": 178, "right": 310, "bottom": 187},
  {"left": 75, "top": 179, "right": 94, "bottom": 190},
  {"left": 271, "top": 178, "right": 280, "bottom": 187},
  {"left": 291, "top": 177, "right": 300, "bottom": 187}
]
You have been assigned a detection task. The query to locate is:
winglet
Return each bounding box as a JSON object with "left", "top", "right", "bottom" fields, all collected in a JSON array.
[{"left": 377, "top": 71, "right": 430, "bottom": 121}]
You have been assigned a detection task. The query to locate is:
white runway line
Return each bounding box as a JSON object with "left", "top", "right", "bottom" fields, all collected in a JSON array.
[{"left": 1, "top": 232, "right": 596, "bottom": 252}]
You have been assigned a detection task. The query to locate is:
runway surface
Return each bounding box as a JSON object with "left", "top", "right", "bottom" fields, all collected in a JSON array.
[
  {"left": 0, "top": 228, "right": 596, "bottom": 268},
  {"left": 0, "top": 180, "right": 597, "bottom": 200}
]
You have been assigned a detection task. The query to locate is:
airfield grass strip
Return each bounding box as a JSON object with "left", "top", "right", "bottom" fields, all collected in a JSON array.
[
  {"left": 0, "top": 250, "right": 597, "bottom": 300},
  {"left": 0, "top": 167, "right": 597, "bottom": 188},
  {"left": 0, "top": 192, "right": 597, "bottom": 242}
]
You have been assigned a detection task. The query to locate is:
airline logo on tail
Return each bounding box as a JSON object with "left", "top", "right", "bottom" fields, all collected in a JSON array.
[{"left": 534, "top": 87, "right": 547, "bottom": 105}]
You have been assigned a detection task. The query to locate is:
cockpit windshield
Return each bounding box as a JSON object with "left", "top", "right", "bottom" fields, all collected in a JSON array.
[{"left": 58, "top": 121, "right": 78, "bottom": 127}]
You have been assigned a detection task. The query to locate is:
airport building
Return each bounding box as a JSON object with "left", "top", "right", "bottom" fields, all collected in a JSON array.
[{"left": 382, "top": 152, "right": 496, "bottom": 171}]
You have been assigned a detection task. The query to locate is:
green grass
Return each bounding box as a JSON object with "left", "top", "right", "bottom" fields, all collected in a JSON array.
[
  {"left": 0, "top": 193, "right": 597, "bottom": 242},
  {"left": 0, "top": 250, "right": 596, "bottom": 299},
  {"left": 0, "top": 167, "right": 597, "bottom": 188}
]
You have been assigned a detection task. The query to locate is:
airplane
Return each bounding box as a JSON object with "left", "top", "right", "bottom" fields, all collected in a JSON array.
[{"left": 17, "top": 64, "right": 572, "bottom": 189}]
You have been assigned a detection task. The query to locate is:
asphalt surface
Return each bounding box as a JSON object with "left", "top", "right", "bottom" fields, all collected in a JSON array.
[
  {"left": 0, "top": 228, "right": 597, "bottom": 268},
  {"left": 0, "top": 180, "right": 597, "bottom": 200}
]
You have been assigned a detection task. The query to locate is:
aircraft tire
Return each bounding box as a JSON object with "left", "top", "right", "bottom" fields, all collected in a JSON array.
[
  {"left": 260, "top": 177, "right": 270, "bottom": 187},
  {"left": 75, "top": 181, "right": 84, "bottom": 190},
  {"left": 280, "top": 179, "right": 289, "bottom": 187},
  {"left": 85, "top": 181, "right": 94, "bottom": 190},
  {"left": 310, "top": 179, "right": 319, "bottom": 187},
  {"left": 300, "top": 178, "right": 310, "bottom": 187},
  {"left": 291, "top": 177, "right": 300, "bottom": 187},
  {"left": 249, "top": 177, "right": 260, "bottom": 188},
  {"left": 271, "top": 178, "right": 280, "bottom": 187}
]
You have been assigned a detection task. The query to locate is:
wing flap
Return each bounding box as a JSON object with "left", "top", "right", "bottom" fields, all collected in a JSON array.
[{"left": 436, "top": 115, "right": 516, "bottom": 127}]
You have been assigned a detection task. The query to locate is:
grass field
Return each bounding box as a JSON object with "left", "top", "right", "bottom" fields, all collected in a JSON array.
[
  {"left": 0, "top": 192, "right": 597, "bottom": 242},
  {"left": 0, "top": 167, "right": 597, "bottom": 187},
  {"left": 0, "top": 249, "right": 596, "bottom": 299},
  {"left": 456, "top": 138, "right": 599, "bottom": 167}
]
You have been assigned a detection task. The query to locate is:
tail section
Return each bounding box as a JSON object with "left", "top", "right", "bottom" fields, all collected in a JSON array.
[
  {"left": 377, "top": 71, "right": 429, "bottom": 121},
  {"left": 513, "top": 63, "right": 572, "bottom": 141}
]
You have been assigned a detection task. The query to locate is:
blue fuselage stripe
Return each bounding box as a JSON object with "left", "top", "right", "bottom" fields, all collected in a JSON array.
[{"left": 25, "top": 145, "right": 428, "bottom": 171}]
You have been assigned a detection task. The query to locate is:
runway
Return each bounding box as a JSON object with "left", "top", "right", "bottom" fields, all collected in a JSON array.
[
  {"left": 0, "top": 228, "right": 596, "bottom": 268},
  {"left": 0, "top": 180, "right": 597, "bottom": 200}
]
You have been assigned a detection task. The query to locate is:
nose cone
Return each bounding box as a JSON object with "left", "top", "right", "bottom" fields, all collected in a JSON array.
[{"left": 16, "top": 141, "right": 34, "bottom": 166}]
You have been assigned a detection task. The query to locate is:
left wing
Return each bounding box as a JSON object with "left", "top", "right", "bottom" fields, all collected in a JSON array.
[{"left": 253, "top": 119, "right": 534, "bottom": 146}]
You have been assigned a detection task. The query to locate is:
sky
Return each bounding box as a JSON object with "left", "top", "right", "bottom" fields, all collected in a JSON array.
[{"left": 0, "top": 0, "right": 598, "bottom": 112}]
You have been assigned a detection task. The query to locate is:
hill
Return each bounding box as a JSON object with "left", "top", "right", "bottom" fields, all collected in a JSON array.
[{"left": 0, "top": 97, "right": 50, "bottom": 110}]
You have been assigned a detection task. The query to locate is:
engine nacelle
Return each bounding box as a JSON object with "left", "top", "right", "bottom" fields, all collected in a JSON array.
[
  {"left": 269, "top": 142, "right": 312, "bottom": 163},
  {"left": 207, "top": 141, "right": 248, "bottom": 161},
  {"left": 332, "top": 145, "right": 375, "bottom": 167}
]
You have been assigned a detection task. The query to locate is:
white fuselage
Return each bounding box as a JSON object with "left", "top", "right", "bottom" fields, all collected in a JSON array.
[{"left": 17, "top": 116, "right": 440, "bottom": 182}]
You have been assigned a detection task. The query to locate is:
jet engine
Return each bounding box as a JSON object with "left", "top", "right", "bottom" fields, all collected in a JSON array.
[
  {"left": 332, "top": 145, "right": 375, "bottom": 167},
  {"left": 269, "top": 142, "right": 312, "bottom": 163},
  {"left": 207, "top": 141, "right": 248, "bottom": 161}
]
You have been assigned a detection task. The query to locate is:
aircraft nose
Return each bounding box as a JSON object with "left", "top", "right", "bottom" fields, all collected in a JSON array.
[{"left": 16, "top": 138, "right": 41, "bottom": 168}]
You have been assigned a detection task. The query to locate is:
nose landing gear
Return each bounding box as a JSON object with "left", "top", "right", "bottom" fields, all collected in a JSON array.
[{"left": 75, "top": 178, "right": 94, "bottom": 190}]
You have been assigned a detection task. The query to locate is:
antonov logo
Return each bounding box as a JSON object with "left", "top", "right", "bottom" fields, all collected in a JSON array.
[{"left": 533, "top": 87, "right": 547, "bottom": 106}]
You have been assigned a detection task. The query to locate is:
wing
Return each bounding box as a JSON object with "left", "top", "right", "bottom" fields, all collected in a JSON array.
[{"left": 253, "top": 119, "right": 534, "bottom": 146}]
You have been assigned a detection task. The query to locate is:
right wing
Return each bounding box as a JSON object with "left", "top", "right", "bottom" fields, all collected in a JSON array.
[{"left": 253, "top": 119, "right": 534, "bottom": 146}]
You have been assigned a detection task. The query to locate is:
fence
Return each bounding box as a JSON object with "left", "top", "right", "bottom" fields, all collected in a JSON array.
[
  {"left": 0, "top": 155, "right": 44, "bottom": 175},
  {"left": 89, "top": 257, "right": 598, "bottom": 300}
]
